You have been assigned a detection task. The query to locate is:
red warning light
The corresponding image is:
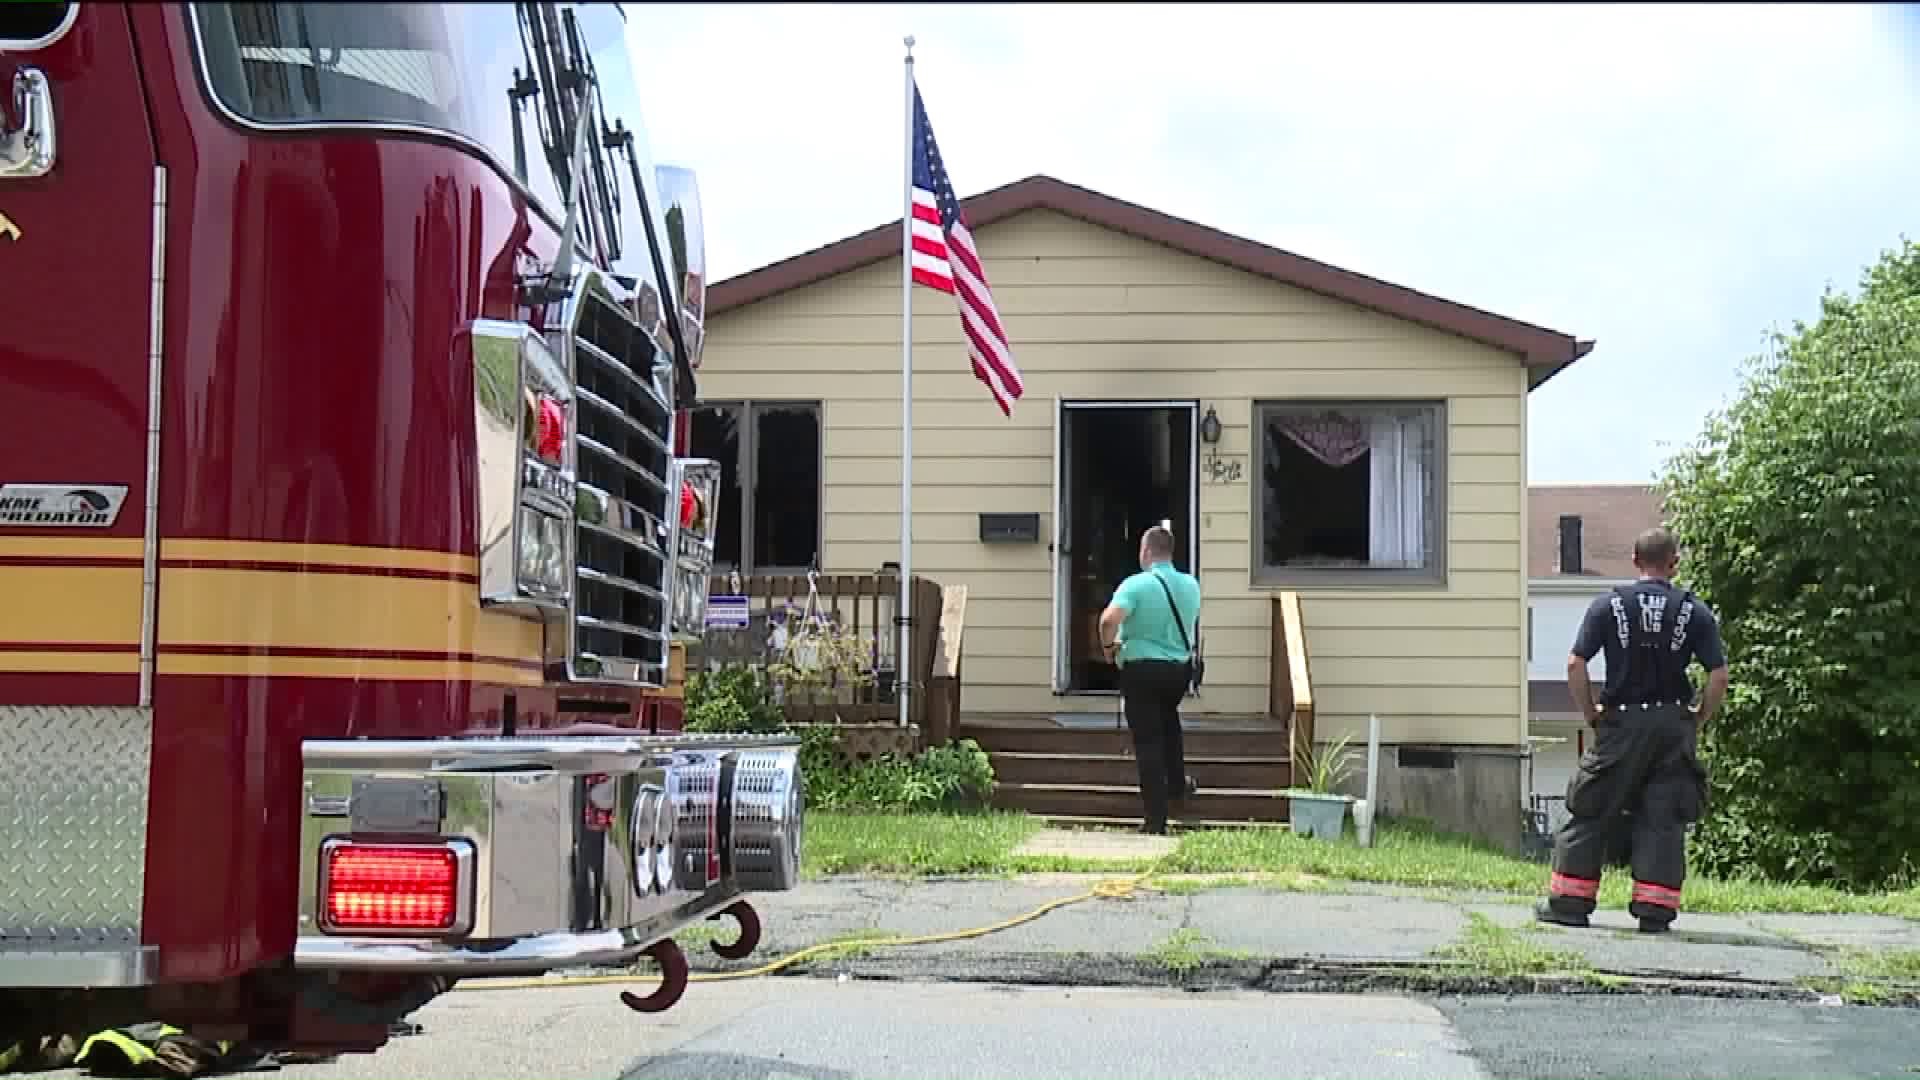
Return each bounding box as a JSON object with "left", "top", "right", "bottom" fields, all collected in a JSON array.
[
  {"left": 322, "top": 844, "right": 460, "bottom": 932},
  {"left": 535, "top": 395, "right": 566, "bottom": 464},
  {"left": 679, "top": 482, "right": 697, "bottom": 530}
]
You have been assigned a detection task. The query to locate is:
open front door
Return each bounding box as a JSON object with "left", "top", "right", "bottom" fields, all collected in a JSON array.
[
  {"left": 1050, "top": 396, "right": 1070, "bottom": 693},
  {"left": 1052, "top": 400, "right": 1199, "bottom": 694}
]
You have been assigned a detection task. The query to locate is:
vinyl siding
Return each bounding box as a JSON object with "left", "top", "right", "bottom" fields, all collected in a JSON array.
[{"left": 700, "top": 209, "right": 1529, "bottom": 746}]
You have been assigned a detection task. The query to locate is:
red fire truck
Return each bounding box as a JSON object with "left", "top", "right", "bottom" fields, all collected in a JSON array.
[{"left": 0, "top": 0, "right": 802, "bottom": 1057}]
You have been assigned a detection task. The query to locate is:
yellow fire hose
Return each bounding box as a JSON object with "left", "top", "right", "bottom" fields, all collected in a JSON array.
[{"left": 456, "top": 873, "right": 1157, "bottom": 993}]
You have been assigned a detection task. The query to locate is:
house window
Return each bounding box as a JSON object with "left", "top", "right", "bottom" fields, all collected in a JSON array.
[
  {"left": 687, "top": 401, "right": 822, "bottom": 573},
  {"left": 1253, "top": 400, "right": 1445, "bottom": 583}
]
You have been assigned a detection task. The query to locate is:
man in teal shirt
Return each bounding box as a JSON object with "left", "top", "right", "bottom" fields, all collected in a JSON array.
[{"left": 1097, "top": 524, "right": 1202, "bottom": 834}]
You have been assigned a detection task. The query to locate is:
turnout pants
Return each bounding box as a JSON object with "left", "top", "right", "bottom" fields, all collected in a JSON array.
[
  {"left": 1546, "top": 703, "right": 1709, "bottom": 926},
  {"left": 1118, "top": 659, "right": 1190, "bottom": 833}
]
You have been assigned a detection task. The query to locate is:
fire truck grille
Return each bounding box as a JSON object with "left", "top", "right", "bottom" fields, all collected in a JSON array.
[{"left": 570, "top": 288, "right": 674, "bottom": 687}]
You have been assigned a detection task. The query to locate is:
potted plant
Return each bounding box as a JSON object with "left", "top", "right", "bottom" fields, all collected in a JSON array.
[{"left": 1285, "top": 734, "right": 1358, "bottom": 841}]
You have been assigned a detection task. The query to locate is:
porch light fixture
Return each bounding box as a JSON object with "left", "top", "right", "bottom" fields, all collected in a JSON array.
[{"left": 1199, "top": 406, "right": 1222, "bottom": 445}]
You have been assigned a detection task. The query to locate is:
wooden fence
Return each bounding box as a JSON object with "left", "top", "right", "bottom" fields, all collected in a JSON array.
[{"left": 697, "top": 572, "right": 945, "bottom": 732}]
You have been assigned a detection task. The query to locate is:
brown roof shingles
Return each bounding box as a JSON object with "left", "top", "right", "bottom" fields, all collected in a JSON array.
[
  {"left": 1528, "top": 484, "right": 1666, "bottom": 579},
  {"left": 708, "top": 175, "right": 1594, "bottom": 381}
]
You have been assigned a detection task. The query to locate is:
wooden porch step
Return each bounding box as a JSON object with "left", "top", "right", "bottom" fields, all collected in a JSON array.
[
  {"left": 995, "top": 783, "right": 1291, "bottom": 823},
  {"left": 989, "top": 752, "right": 1291, "bottom": 791},
  {"left": 959, "top": 724, "right": 1288, "bottom": 759}
]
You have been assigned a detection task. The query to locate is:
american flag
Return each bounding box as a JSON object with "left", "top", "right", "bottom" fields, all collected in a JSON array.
[{"left": 910, "top": 83, "right": 1024, "bottom": 416}]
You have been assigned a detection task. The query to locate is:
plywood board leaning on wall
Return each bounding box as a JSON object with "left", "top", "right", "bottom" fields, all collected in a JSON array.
[{"left": 925, "top": 585, "right": 968, "bottom": 747}]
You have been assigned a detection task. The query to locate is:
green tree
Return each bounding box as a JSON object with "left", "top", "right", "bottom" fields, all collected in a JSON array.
[{"left": 1661, "top": 238, "right": 1920, "bottom": 889}]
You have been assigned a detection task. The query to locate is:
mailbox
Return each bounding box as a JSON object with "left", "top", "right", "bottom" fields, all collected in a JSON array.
[{"left": 978, "top": 512, "right": 1041, "bottom": 544}]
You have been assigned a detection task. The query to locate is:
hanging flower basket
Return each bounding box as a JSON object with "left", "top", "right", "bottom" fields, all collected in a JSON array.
[{"left": 764, "top": 574, "right": 874, "bottom": 718}]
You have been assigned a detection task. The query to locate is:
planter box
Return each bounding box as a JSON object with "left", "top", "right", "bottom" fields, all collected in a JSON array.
[{"left": 1286, "top": 791, "right": 1353, "bottom": 841}]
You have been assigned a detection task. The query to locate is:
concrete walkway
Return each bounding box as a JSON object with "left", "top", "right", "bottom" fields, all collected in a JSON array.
[
  {"left": 650, "top": 871, "right": 1920, "bottom": 1001},
  {"left": 1012, "top": 828, "right": 1177, "bottom": 861}
]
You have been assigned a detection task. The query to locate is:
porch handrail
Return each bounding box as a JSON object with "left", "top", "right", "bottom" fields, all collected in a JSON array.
[{"left": 1271, "top": 591, "right": 1316, "bottom": 765}]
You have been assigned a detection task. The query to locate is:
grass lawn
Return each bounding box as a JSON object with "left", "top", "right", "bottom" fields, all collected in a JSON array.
[
  {"left": 803, "top": 810, "right": 1043, "bottom": 877},
  {"left": 801, "top": 810, "right": 1920, "bottom": 919}
]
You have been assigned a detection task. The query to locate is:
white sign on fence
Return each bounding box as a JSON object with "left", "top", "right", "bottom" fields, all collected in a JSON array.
[{"left": 705, "top": 593, "right": 750, "bottom": 630}]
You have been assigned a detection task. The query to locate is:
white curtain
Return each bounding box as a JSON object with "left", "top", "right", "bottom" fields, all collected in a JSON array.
[{"left": 1368, "top": 413, "right": 1427, "bottom": 567}]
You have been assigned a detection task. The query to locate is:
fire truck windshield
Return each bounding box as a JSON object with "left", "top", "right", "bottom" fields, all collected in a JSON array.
[{"left": 185, "top": 0, "right": 665, "bottom": 262}]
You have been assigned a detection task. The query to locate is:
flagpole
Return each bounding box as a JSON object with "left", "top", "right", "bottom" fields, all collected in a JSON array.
[{"left": 898, "top": 35, "right": 916, "bottom": 732}]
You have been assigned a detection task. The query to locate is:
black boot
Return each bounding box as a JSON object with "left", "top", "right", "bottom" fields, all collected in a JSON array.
[
  {"left": 1629, "top": 900, "right": 1676, "bottom": 934},
  {"left": 1534, "top": 901, "right": 1590, "bottom": 929}
]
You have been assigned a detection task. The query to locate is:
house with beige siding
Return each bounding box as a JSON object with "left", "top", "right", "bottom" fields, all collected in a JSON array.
[{"left": 694, "top": 176, "right": 1593, "bottom": 843}]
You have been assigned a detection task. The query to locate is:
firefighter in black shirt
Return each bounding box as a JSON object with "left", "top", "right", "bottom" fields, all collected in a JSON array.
[{"left": 1537, "top": 527, "right": 1730, "bottom": 934}]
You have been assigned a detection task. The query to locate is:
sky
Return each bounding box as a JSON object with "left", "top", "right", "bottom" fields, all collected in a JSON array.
[{"left": 626, "top": 3, "right": 1920, "bottom": 485}]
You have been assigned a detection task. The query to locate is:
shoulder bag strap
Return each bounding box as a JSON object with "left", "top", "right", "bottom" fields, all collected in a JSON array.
[{"left": 1153, "top": 574, "right": 1194, "bottom": 658}]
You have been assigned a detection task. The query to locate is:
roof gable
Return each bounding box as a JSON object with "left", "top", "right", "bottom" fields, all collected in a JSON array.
[{"left": 708, "top": 175, "right": 1594, "bottom": 378}]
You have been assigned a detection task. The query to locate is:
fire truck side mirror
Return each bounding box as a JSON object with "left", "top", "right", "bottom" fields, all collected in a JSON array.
[
  {"left": 0, "top": 68, "right": 57, "bottom": 180},
  {"left": 654, "top": 165, "right": 705, "bottom": 370}
]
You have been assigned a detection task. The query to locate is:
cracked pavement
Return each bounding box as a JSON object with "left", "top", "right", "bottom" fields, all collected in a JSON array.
[
  {"left": 297, "top": 878, "right": 1919, "bottom": 1079},
  {"left": 653, "top": 874, "right": 1920, "bottom": 998}
]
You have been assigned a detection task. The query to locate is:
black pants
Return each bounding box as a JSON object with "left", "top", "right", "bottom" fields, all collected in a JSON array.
[
  {"left": 1119, "top": 659, "right": 1190, "bottom": 833},
  {"left": 1546, "top": 703, "right": 1709, "bottom": 926}
]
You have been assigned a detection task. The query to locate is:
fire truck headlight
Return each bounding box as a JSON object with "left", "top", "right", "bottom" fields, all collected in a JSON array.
[
  {"left": 517, "top": 509, "right": 568, "bottom": 593},
  {"left": 517, "top": 513, "right": 541, "bottom": 583},
  {"left": 541, "top": 514, "right": 569, "bottom": 589}
]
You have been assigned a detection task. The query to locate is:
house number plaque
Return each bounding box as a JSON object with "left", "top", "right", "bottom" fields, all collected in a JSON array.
[{"left": 1201, "top": 450, "right": 1244, "bottom": 484}]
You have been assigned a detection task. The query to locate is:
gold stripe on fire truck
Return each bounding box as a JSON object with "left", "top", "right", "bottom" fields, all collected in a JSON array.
[
  {"left": 157, "top": 567, "right": 542, "bottom": 661},
  {"left": 0, "top": 547, "right": 544, "bottom": 679},
  {"left": 0, "top": 651, "right": 140, "bottom": 675},
  {"left": 0, "top": 537, "right": 145, "bottom": 559},
  {"left": 154, "top": 653, "right": 544, "bottom": 685},
  {"left": 0, "top": 536, "right": 478, "bottom": 575},
  {"left": 0, "top": 565, "right": 144, "bottom": 648},
  {"left": 161, "top": 537, "right": 477, "bottom": 575}
]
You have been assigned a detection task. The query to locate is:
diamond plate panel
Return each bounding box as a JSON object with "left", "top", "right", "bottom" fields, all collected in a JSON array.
[{"left": 0, "top": 706, "right": 151, "bottom": 944}]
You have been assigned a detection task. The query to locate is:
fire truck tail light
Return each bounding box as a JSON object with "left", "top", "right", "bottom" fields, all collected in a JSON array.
[{"left": 320, "top": 841, "right": 470, "bottom": 935}]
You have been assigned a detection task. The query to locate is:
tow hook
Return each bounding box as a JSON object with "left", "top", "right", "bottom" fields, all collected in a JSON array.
[
  {"left": 617, "top": 939, "right": 689, "bottom": 1014},
  {"left": 708, "top": 900, "right": 763, "bottom": 961}
]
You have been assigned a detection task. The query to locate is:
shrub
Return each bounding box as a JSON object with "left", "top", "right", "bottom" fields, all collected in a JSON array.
[
  {"left": 915, "top": 738, "right": 997, "bottom": 808},
  {"left": 1662, "top": 238, "right": 1920, "bottom": 889},
  {"left": 801, "top": 734, "right": 996, "bottom": 814},
  {"left": 687, "top": 661, "right": 997, "bottom": 814},
  {"left": 685, "top": 666, "right": 784, "bottom": 735}
]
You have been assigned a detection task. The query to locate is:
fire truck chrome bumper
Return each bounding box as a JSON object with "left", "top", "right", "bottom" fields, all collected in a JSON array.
[
  {"left": 294, "top": 734, "right": 802, "bottom": 976},
  {"left": 294, "top": 889, "right": 741, "bottom": 975}
]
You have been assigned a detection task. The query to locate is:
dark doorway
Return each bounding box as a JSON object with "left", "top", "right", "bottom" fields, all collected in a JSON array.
[{"left": 1059, "top": 405, "right": 1195, "bottom": 693}]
